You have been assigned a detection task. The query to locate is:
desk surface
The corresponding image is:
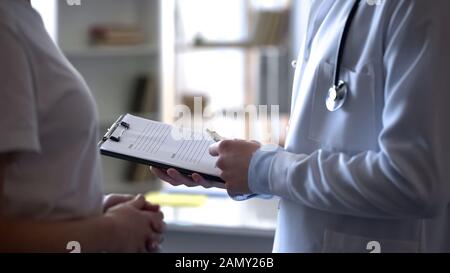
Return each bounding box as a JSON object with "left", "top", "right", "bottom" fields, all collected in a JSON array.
[{"left": 159, "top": 185, "right": 279, "bottom": 237}]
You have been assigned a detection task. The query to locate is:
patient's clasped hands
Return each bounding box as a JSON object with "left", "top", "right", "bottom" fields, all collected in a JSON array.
[{"left": 103, "top": 194, "right": 165, "bottom": 253}]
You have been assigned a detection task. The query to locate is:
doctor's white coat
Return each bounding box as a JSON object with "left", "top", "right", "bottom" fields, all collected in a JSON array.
[{"left": 248, "top": 0, "right": 450, "bottom": 252}]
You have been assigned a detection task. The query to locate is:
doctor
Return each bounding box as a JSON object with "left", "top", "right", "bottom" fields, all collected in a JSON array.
[{"left": 152, "top": 0, "right": 450, "bottom": 252}]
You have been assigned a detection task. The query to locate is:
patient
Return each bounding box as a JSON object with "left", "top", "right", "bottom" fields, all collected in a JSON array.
[{"left": 0, "top": 0, "right": 164, "bottom": 252}]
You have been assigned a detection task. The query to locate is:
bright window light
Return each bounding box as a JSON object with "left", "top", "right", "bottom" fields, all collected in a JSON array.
[
  {"left": 177, "top": 0, "right": 247, "bottom": 42},
  {"left": 176, "top": 0, "right": 247, "bottom": 111},
  {"left": 31, "top": 0, "right": 57, "bottom": 42}
]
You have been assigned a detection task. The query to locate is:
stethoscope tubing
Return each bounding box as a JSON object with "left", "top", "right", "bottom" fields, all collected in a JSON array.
[{"left": 333, "top": 0, "right": 362, "bottom": 86}]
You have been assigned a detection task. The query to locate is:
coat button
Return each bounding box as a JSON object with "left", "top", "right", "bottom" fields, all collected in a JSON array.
[{"left": 291, "top": 60, "right": 298, "bottom": 68}]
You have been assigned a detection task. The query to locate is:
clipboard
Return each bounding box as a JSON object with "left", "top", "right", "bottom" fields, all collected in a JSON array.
[{"left": 98, "top": 114, "right": 224, "bottom": 183}]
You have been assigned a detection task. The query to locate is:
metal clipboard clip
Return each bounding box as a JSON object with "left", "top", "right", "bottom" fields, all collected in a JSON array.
[{"left": 98, "top": 115, "right": 130, "bottom": 146}]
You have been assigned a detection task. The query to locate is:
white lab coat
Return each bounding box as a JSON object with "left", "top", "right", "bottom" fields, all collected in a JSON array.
[{"left": 248, "top": 0, "right": 450, "bottom": 252}]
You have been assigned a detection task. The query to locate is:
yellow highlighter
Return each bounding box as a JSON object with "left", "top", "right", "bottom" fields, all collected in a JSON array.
[{"left": 145, "top": 192, "right": 207, "bottom": 208}]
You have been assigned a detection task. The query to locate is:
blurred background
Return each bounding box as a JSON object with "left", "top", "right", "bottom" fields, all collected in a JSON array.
[{"left": 31, "top": 0, "right": 304, "bottom": 253}]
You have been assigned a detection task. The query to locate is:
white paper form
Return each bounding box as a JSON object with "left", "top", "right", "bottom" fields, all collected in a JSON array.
[{"left": 100, "top": 114, "right": 221, "bottom": 178}]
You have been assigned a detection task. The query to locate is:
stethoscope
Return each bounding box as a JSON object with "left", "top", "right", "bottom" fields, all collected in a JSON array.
[
  {"left": 292, "top": 0, "right": 362, "bottom": 112},
  {"left": 326, "top": 0, "right": 361, "bottom": 111}
]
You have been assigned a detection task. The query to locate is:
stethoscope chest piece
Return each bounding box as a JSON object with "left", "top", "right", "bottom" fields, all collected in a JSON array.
[{"left": 326, "top": 80, "right": 348, "bottom": 112}]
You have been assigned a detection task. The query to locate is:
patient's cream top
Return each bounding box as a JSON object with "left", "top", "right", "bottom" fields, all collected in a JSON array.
[{"left": 0, "top": 0, "right": 103, "bottom": 220}]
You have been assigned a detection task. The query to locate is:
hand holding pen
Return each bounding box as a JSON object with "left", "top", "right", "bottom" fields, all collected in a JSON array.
[
  {"left": 151, "top": 128, "right": 262, "bottom": 197},
  {"left": 206, "top": 129, "right": 226, "bottom": 142},
  {"left": 149, "top": 127, "right": 227, "bottom": 189}
]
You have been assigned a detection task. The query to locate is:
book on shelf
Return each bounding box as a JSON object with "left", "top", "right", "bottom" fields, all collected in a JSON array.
[
  {"left": 127, "top": 74, "right": 160, "bottom": 183},
  {"left": 89, "top": 24, "right": 145, "bottom": 46},
  {"left": 251, "top": 9, "right": 290, "bottom": 46},
  {"left": 130, "top": 74, "right": 159, "bottom": 114}
]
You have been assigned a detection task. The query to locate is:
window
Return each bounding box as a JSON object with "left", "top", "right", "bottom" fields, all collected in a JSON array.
[
  {"left": 31, "top": 0, "right": 57, "bottom": 42},
  {"left": 175, "top": 0, "right": 248, "bottom": 114}
]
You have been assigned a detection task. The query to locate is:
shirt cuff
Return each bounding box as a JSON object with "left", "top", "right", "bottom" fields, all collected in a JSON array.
[
  {"left": 0, "top": 130, "right": 41, "bottom": 154},
  {"left": 248, "top": 146, "right": 282, "bottom": 195}
]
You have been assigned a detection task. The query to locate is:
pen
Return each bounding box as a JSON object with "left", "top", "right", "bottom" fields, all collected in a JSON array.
[{"left": 206, "top": 129, "right": 225, "bottom": 142}]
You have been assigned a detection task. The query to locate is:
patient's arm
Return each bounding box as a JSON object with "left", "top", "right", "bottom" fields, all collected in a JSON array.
[{"left": 0, "top": 154, "right": 164, "bottom": 253}]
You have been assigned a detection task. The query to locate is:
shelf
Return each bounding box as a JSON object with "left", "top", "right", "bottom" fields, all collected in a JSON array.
[
  {"left": 56, "top": 0, "right": 164, "bottom": 198},
  {"left": 176, "top": 41, "right": 283, "bottom": 52},
  {"left": 166, "top": 223, "right": 275, "bottom": 238},
  {"left": 162, "top": 183, "right": 228, "bottom": 198},
  {"left": 159, "top": 193, "right": 278, "bottom": 236},
  {"left": 64, "top": 45, "right": 160, "bottom": 58}
]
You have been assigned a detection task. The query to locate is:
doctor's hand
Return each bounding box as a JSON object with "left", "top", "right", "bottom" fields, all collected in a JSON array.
[
  {"left": 151, "top": 140, "right": 260, "bottom": 196},
  {"left": 208, "top": 140, "right": 260, "bottom": 196},
  {"left": 150, "top": 167, "right": 226, "bottom": 189}
]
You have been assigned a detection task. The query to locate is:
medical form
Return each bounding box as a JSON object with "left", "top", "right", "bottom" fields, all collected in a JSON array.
[{"left": 99, "top": 114, "right": 223, "bottom": 182}]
